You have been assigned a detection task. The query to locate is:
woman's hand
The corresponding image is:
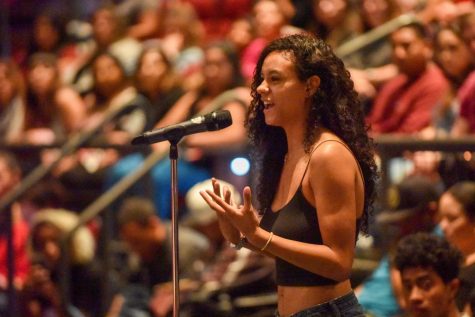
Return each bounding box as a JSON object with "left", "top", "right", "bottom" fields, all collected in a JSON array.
[
  {"left": 200, "top": 178, "right": 241, "bottom": 244},
  {"left": 201, "top": 180, "right": 260, "bottom": 240}
]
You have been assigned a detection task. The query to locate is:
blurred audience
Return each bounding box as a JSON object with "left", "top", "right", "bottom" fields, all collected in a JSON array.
[
  {"left": 452, "top": 12, "right": 475, "bottom": 136},
  {"left": 0, "top": 59, "right": 26, "bottom": 144},
  {"left": 184, "top": 0, "right": 253, "bottom": 44},
  {"left": 357, "top": 175, "right": 440, "bottom": 317},
  {"left": 19, "top": 209, "right": 101, "bottom": 317},
  {"left": 431, "top": 22, "right": 475, "bottom": 134},
  {"left": 23, "top": 53, "right": 86, "bottom": 145},
  {"left": 105, "top": 41, "right": 249, "bottom": 220},
  {"left": 72, "top": 5, "right": 142, "bottom": 94},
  {"left": 134, "top": 43, "right": 185, "bottom": 130},
  {"left": 366, "top": 22, "right": 449, "bottom": 135},
  {"left": 110, "top": 196, "right": 208, "bottom": 317},
  {"left": 438, "top": 181, "right": 475, "bottom": 314}
]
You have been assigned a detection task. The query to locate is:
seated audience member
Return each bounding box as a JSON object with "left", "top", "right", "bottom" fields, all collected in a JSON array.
[
  {"left": 452, "top": 12, "right": 475, "bottom": 136},
  {"left": 184, "top": 0, "right": 253, "bottom": 44},
  {"left": 54, "top": 51, "right": 149, "bottom": 211},
  {"left": 438, "top": 181, "right": 475, "bottom": 314},
  {"left": 134, "top": 43, "right": 185, "bottom": 131},
  {"left": 113, "top": 0, "right": 161, "bottom": 41},
  {"left": 0, "top": 151, "right": 30, "bottom": 294},
  {"left": 309, "top": 0, "right": 363, "bottom": 50},
  {"left": 157, "top": 2, "right": 205, "bottom": 91},
  {"left": 19, "top": 209, "right": 101, "bottom": 317},
  {"left": 23, "top": 53, "right": 86, "bottom": 145},
  {"left": 431, "top": 22, "right": 475, "bottom": 134},
  {"left": 72, "top": 5, "right": 142, "bottom": 94},
  {"left": 393, "top": 232, "right": 465, "bottom": 317},
  {"left": 0, "top": 59, "right": 26, "bottom": 144},
  {"left": 105, "top": 41, "right": 249, "bottom": 220},
  {"left": 112, "top": 196, "right": 208, "bottom": 316},
  {"left": 366, "top": 22, "right": 449, "bottom": 135},
  {"left": 240, "top": 0, "right": 301, "bottom": 84},
  {"left": 357, "top": 175, "right": 440, "bottom": 317}
]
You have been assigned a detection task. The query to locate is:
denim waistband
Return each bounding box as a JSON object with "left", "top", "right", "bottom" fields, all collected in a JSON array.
[{"left": 276, "top": 291, "right": 362, "bottom": 317}]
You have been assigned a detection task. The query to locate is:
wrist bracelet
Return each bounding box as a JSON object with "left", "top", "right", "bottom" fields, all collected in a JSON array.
[{"left": 260, "top": 232, "right": 274, "bottom": 251}]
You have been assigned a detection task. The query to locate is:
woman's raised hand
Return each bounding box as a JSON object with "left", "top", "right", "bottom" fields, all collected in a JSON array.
[
  {"left": 200, "top": 178, "right": 241, "bottom": 243},
  {"left": 200, "top": 179, "right": 259, "bottom": 240}
]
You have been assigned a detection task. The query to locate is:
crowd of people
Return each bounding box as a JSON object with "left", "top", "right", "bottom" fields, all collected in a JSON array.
[{"left": 1, "top": 0, "right": 475, "bottom": 316}]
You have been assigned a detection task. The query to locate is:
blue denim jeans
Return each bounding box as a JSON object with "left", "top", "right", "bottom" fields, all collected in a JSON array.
[{"left": 276, "top": 291, "right": 365, "bottom": 317}]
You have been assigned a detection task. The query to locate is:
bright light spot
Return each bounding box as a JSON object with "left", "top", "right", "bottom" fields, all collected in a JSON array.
[{"left": 230, "top": 157, "right": 250, "bottom": 176}]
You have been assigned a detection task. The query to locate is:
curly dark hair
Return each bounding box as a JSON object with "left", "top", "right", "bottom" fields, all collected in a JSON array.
[
  {"left": 394, "top": 232, "right": 463, "bottom": 284},
  {"left": 246, "top": 33, "right": 378, "bottom": 234}
]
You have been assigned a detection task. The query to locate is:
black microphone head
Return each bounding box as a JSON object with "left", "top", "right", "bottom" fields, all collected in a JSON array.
[{"left": 204, "top": 110, "right": 232, "bottom": 131}]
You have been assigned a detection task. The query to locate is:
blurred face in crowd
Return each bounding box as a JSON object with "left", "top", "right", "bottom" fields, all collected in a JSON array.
[
  {"left": 391, "top": 26, "right": 431, "bottom": 77},
  {"left": 0, "top": 158, "right": 20, "bottom": 198},
  {"left": 120, "top": 219, "right": 159, "bottom": 262},
  {"left": 32, "top": 222, "right": 62, "bottom": 267},
  {"left": 227, "top": 18, "right": 254, "bottom": 51},
  {"left": 136, "top": 49, "right": 168, "bottom": 95},
  {"left": 435, "top": 28, "right": 473, "bottom": 80},
  {"left": 93, "top": 8, "right": 118, "bottom": 47},
  {"left": 34, "top": 15, "right": 60, "bottom": 52},
  {"left": 362, "top": 0, "right": 390, "bottom": 28},
  {"left": 401, "top": 266, "right": 459, "bottom": 317},
  {"left": 463, "top": 16, "right": 475, "bottom": 54},
  {"left": 28, "top": 62, "right": 57, "bottom": 96},
  {"left": 93, "top": 54, "right": 125, "bottom": 98},
  {"left": 254, "top": 0, "right": 285, "bottom": 40},
  {"left": 438, "top": 192, "right": 475, "bottom": 254},
  {"left": 203, "top": 46, "right": 235, "bottom": 95},
  {"left": 0, "top": 63, "right": 16, "bottom": 107},
  {"left": 313, "top": 0, "right": 348, "bottom": 29}
]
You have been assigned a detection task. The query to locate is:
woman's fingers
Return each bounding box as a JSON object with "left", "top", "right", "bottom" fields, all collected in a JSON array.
[
  {"left": 204, "top": 189, "right": 238, "bottom": 214},
  {"left": 223, "top": 186, "right": 233, "bottom": 206},
  {"left": 199, "top": 191, "right": 226, "bottom": 215},
  {"left": 212, "top": 178, "right": 222, "bottom": 197},
  {"left": 242, "top": 186, "right": 253, "bottom": 212}
]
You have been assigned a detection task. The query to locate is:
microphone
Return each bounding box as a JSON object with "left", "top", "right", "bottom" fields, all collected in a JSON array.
[{"left": 131, "top": 110, "right": 232, "bottom": 145}]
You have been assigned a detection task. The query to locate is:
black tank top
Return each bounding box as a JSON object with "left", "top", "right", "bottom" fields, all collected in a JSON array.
[{"left": 259, "top": 140, "right": 363, "bottom": 286}]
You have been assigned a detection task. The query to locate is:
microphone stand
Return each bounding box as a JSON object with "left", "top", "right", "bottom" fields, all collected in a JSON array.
[{"left": 168, "top": 139, "right": 180, "bottom": 317}]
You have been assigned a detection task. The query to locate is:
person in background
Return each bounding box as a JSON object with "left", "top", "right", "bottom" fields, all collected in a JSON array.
[
  {"left": 367, "top": 22, "right": 449, "bottom": 135},
  {"left": 72, "top": 5, "right": 142, "bottom": 94},
  {"left": 111, "top": 196, "right": 208, "bottom": 317},
  {"left": 19, "top": 209, "right": 101, "bottom": 317},
  {"left": 438, "top": 181, "right": 475, "bottom": 314},
  {"left": 431, "top": 22, "right": 475, "bottom": 134},
  {"left": 201, "top": 33, "right": 378, "bottom": 317},
  {"left": 23, "top": 53, "right": 86, "bottom": 145},
  {"left": 0, "top": 59, "right": 26, "bottom": 144},
  {"left": 357, "top": 175, "right": 440, "bottom": 317},
  {"left": 106, "top": 41, "right": 249, "bottom": 221},
  {"left": 452, "top": 11, "right": 475, "bottom": 136},
  {"left": 134, "top": 43, "right": 185, "bottom": 130},
  {"left": 393, "top": 232, "right": 465, "bottom": 317},
  {"left": 0, "top": 151, "right": 30, "bottom": 295}
]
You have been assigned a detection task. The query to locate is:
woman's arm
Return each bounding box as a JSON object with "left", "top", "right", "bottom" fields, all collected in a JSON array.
[{"left": 208, "top": 142, "right": 361, "bottom": 282}]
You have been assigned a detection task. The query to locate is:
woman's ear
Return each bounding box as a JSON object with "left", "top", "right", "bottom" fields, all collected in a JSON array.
[{"left": 306, "top": 75, "right": 320, "bottom": 97}]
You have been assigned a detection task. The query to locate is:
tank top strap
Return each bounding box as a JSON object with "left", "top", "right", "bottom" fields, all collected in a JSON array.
[{"left": 299, "top": 139, "right": 365, "bottom": 190}]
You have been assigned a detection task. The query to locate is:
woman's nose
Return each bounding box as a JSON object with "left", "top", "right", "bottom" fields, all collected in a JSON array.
[{"left": 257, "top": 82, "right": 269, "bottom": 96}]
